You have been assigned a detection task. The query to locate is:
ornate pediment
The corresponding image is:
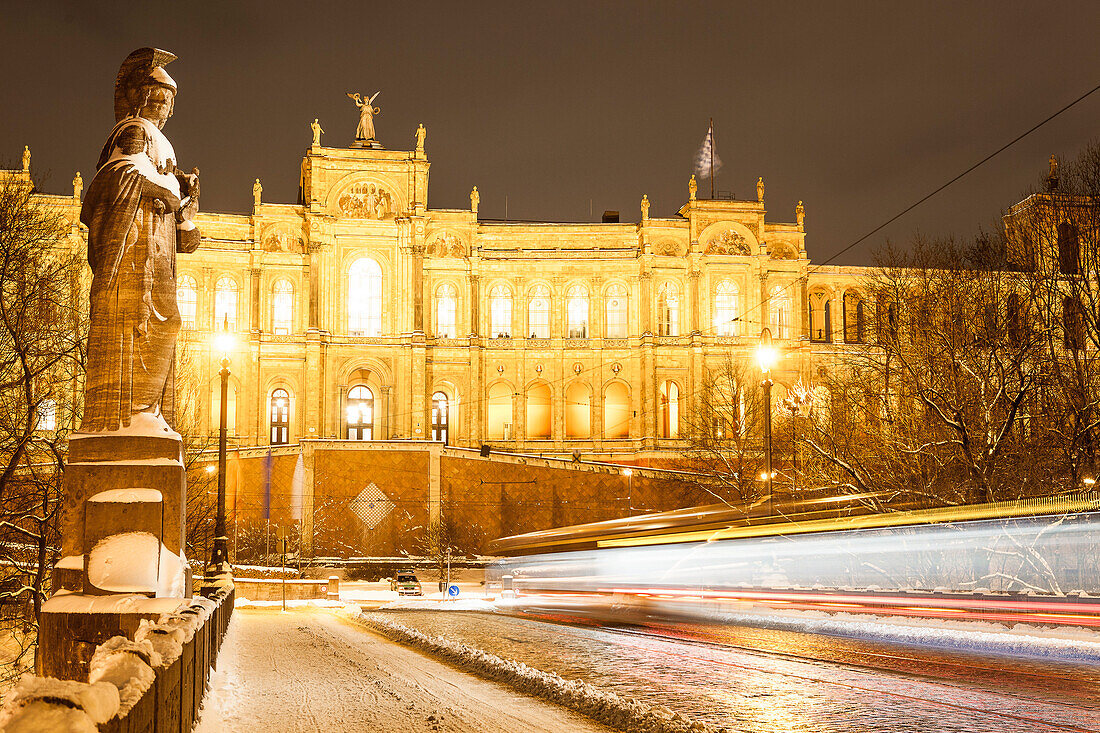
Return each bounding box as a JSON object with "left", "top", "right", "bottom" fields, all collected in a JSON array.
[
  {"left": 427, "top": 231, "right": 467, "bottom": 258},
  {"left": 706, "top": 229, "right": 750, "bottom": 256},
  {"left": 338, "top": 181, "right": 397, "bottom": 220},
  {"left": 769, "top": 239, "right": 798, "bottom": 260},
  {"left": 259, "top": 223, "right": 304, "bottom": 253}
]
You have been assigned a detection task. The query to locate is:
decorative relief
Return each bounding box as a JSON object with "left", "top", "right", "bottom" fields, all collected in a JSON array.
[
  {"left": 526, "top": 338, "right": 551, "bottom": 348},
  {"left": 769, "top": 241, "right": 798, "bottom": 260},
  {"left": 716, "top": 336, "right": 737, "bottom": 345},
  {"left": 656, "top": 336, "right": 687, "bottom": 346},
  {"left": 565, "top": 339, "right": 591, "bottom": 348},
  {"left": 260, "top": 223, "right": 305, "bottom": 253},
  {"left": 433, "top": 338, "right": 466, "bottom": 347},
  {"left": 603, "top": 339, "right": 628, "bottom": 348},
  {"left": 706, "top": 229, "right": 750, "bottom": 256},
  {"left": 427, "top": 231, "right": 467, "bottom": 258},
  {"left": 654, "top": 239, "right": 683, "bottom": 257},
  {"left": 338, "top": 182, "right": 395, "bottom": 219}
]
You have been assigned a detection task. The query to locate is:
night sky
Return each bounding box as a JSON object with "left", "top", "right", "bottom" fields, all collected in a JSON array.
[{"left": 3, "top": 1, "right": 1100, "bottom": 264}]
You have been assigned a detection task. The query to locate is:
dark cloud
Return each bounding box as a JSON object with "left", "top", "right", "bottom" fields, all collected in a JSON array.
[{"left": 3, "top": 1, "right": 1099, "bottom": 263}]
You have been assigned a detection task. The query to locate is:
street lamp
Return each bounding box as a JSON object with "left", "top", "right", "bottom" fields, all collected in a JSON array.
[
  {"left": 622, "top": 467, "right": 633, "bottom": 512},
  {"left": 757, "top": 328, "right": 778, "bottom": 516},
  {"left": 209, "top": 315, "right": 233, "bottom": 573}
]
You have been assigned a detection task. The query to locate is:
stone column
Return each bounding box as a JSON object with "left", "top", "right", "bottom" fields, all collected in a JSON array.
[
  {"left": 250, "top": 267, "right": 262, "bottom": 332},
  {"left": 380, "top": 385, "right": 392, "bottom": 439},
  {"left": 688, "top": 268, "right": 701, "bottom": 333},
  {"left": 412, "top": 244, "right": 425, "bottom": 332},
  {"left": 308, "top": 245, "right": 322, "bottom": 330}
]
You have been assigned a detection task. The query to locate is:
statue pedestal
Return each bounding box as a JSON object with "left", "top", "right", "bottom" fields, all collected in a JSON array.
[
  {"left": 57, "top": 414, "right": 189, "bottom": 598},
  {"left": 350, "top": 139, "right": 385, "bottom": 149}
]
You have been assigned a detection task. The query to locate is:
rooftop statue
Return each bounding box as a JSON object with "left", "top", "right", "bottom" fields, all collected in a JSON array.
[
  {"left": 347, "top": 91, "right": 381, "bottom": 142},
  {"left": 311, "top": 118, "right": 324, "bottom": 147},
  {"left": 79, "top": 47, "right": 200, "bottom": 432}
]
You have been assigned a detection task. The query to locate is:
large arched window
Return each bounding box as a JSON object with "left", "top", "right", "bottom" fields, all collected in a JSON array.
[
  {"left": 527, "top": 285, "right": 551, "bottom": 338},
  {"left": 270, "top": 388, "right": 290, "bottom": 445},
  {"left": 272, "top": 279, "right": 293, "bottom": 335},
  {"left": 809, "top": 292, "right": 831, "bottom": 342},
  {"left": 487, "top": 382, "right": 514, "bottom": 439},
  {"left": 1059, "top": 222, "right": 1080, "bottom": 276},
  {"left": 37, "top": 399, "right": 57, "bottom": 432},
  {"left": 431, "top": 391, "right": 449, "bottom": 443},
  {"left": 214, "top": 276, "right": 239, "bottom": 331},
  {"left": 604, "top": 284, "right": 628, "bottom": 338},
  {"left": 843, "top": 291, "right": 865, "bottom": 343},
  {"left": 526, "top": 382, "right": 551, "bottom": 439},
  {"left": 659, "top": 381, "right": 679, "bottom": 439},
  {"left": 177, "top": 275, "right": 197, "bottom": 330},
  {"left": 435, "top": 283, "right": 457, "bottom": 338},
  {"left": 769, "top": 285, "right": 791, "bottom": 339},
  {"left": 489, "top": 284, "right": 512, "bottom": 337},
  {"left": 658, "top": 282, "right": 679, "bottom": 337},
  {"left": 346, "top": 385, "right": 374, "bottom": 440},
  {"left": 604, "top": 382, "right": 631, "bottom": 439},
  {"left": 566, "top": 284, "right": 589, "bottom": 339},
  {"left": 714, "top": 280, "right": 738, "bottom": 336},
  {"left": 348, "top": 258, "right": 383, "bottom": 336},
  {"left": 565, "top": 382, "right": 591, "bottom": 439}
]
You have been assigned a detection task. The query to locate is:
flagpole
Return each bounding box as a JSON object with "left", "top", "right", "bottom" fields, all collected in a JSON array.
[{"left": 710, "top": 117, "right": 715, "bottom": 199}]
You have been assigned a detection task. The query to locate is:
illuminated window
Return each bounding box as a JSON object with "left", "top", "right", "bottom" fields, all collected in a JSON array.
[
  {"left": 714, "top": 280, "right": 738, "bottom": 336},
  {"left": 844, "top": 291, "right": 865, "bottom": 343},
  {"left": 565, "top": 382, "right": 591, "bottom": 438},
  {"left": 658, "top": 282, "right": 679, "bottom": 337},
  {"left": 487, "top": 382, "right": 513, "bottom": 439},
  {"left": 604, "top": 284, "right": 628, "bottom": 338},
  {"left": 527, "top": 285, "right": 550, "bottom": 338},
  {"left": 272, "top": 279, "right": 293, "bottom": 334},
  {"left": 604, "top": 382, "right": 630, "bottom": 439},
  {"left": 566, "top": 284, "right": 589, "bottom": 338},
  {"left": 526, "top": 382, "right": 551, "bottom": 439},
  {"left": 435, "top": 283, "right": 457, "bottom": 338},
  {"left": 490, "top": 284, "right": 512, "bottom": 337},
  {"left": 659, "top": 381, "right": 679, "bottom": 439},
  {"left": 809, "top": 292, "right": 831, "bottom": 342},
  {"left": 214, "top": 276, "right": 239, "bottom": 331},
  {"left": 37, "top": 399, "right": 57, "bottom": 431},
  {"left": 431, "top": 391, "right": 449, "bottom": 443},
  {"left": 177, "top": 275, "right": 197, "bottom": 329},
  {"left": 348, "top": 258, "right": 383, "bottom": 336},
  {"left": 769, "top": 285, "right": 791, "bottom": 339},
  {"left": 346, "top": 385, "right": 374, "bottom": 440},
  {"left": 270, "top": 388, "right": 290, "bottom": 445}
]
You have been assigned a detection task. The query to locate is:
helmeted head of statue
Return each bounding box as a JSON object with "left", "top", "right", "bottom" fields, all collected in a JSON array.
[{"left": 114, "top": 47, "right": 178, "bottom": 127}]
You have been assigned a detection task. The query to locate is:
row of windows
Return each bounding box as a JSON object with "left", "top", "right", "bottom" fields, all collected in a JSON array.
[
  {"left": 257, "top": 381, "right": 685, "bottom": 445},
  {"left": 178, "top": 259, "right": 803, "bottom": 339}
]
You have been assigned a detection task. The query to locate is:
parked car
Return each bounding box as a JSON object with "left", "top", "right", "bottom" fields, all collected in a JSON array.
[{"left": 394, "top": 572, "right": 422, "bottom": 596}]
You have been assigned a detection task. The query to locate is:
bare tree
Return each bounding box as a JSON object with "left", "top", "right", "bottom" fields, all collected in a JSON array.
[{"left": 0, "top": 174, "right": 83, "bottom": 689}]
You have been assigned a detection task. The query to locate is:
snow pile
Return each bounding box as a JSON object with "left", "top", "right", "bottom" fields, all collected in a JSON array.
[
  {"left": 134, "top": 620, "right": 185, "bottom": 667},
  {"left": 234, "top": 597, "right": 344, "bottom": 609},
  {"left": 0, "top": 676, "right": 119, "bottom": 732},
  {"left": 378, "top": 598, "right": 497, "bottom": 612},
  {"left": 352, "top": 610, "right": 719, "bottom": 733},
  {"left": 88, "top": 637, "right": 158, "bottom": 713},
  {"left": 87, "top": 532, "right": 160, "bottom": 594},
  {"left": 706, "top": 607, "right": 1100, "bottom": 664}
]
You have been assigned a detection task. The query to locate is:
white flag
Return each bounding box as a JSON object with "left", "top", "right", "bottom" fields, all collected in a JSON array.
[{"left": 693, "top": 124, "right": 722, "bottom": 180}]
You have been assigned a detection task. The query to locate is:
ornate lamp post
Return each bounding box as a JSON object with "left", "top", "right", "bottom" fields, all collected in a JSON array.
[
  {"left": 756, "top": 328, "right": 778, "bottom": 516},
  {"left": 210, "top": 316, "right": 233, "bottom": 572}
]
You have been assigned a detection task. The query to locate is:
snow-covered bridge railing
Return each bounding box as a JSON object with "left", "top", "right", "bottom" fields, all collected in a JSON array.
[{"left": 0, "top": 582, "right": 234, "bottom": 732}]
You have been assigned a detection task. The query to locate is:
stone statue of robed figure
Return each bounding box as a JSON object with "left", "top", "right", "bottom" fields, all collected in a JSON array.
[{"left": 80, "top": 47, "right": 200, "bottom": 432}]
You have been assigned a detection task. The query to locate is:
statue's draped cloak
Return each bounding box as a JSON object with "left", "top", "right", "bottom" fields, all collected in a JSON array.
[{"left": 80, "top": 116, "right": 182, "bottom": 432}]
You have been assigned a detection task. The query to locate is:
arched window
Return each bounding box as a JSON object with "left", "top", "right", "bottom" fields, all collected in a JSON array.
[
  {"left": 769, "top": 286, "right": 791, "bottom": 339},
  {"left": 489, "top": 284, "right": 512, "bottom": 337},
  {"left": 658, "top": 282, "right": 679, "bottom": 336},
  {"left": 1064, "top": 296, "right": 1086, "bottom": 350},
  {"left": 659, "top": 381, "right": 679, "bottom": 439},
  {"left": 526, "top": 382, "right": 552, "bottom": 439},
  {"left": 177, "top": 275, "right": 197, "bottom": 330},
  {"left": 809, "top": 292, "right": 831, "bottom": 342},
  {"left": 272, "top": 279, "right": 293, "bottom": 335},
  {"left": 37, "top": 399, "right": 57, "bottom": 432},
  {"left": 348, "top": 258, "right": 383, "bottom": 336},
  {"left": 346, "top": 385, "right": 374, "bottom": 440},
  {"left": 604, "top": 284, "right": 628, "bottom": 338},
  {"left": 566, "top": 285, "right": 589, "bottom": 339},
  {"left": 1058, "top": 222, "right": 1080, "bottom": 275},
  {"left": 714, "top": 280, "right": 738, "bottom": 336},
  {"left": 527, "top": 285, "right": 551, "bottom": 339},
  {"left": 487, "top": 382, "right": 513, "bottom": 439},
  {"left": 844, "top": 291, "right": 865, "bottom": 343},
  {"left": 604, "top": 382, "right": 630, "bottom": 439},
  {"left": 1007, "top": 292, "right": 1024, "bottom": 345},
  {"left": 431, "top": 391, "right": 449, "bottom": 443},
  {"left": 214, "top": 276, "right": 239, "bottom": 331},
  {"left": 270, "top": 388, "right": 290, "bottom": 445},
  {"left": 435, "top": 283, "right": 457, "bottom": 338},
  {"left": 565, "top": 382, "right": 591, "bottom": 439}
]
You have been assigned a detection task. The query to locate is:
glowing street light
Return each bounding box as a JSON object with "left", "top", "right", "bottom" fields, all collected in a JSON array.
[
  {"left": 209, "top": 315, "right": 233, "bottom": 575},
  {"left": 757, "top": 328, "right": 777, "bottom": 516}
]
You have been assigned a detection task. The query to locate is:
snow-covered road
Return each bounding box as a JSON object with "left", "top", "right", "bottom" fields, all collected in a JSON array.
[{"left": 194, "top": 607, "right": 610, "bottom": 733}]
